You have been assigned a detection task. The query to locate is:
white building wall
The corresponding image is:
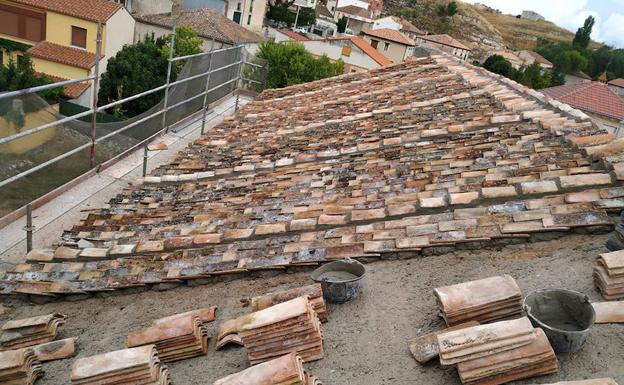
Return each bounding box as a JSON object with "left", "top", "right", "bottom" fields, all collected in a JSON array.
[
  {"left": 301, "top": 40, "right": 380, "bottom": 70},
  {"left": 132, "top": 0, "right": 173, "bottom": 14},
  {"left": 104, "top": 10, "right": 136, "bottom": 72},
  {"left": 372, "top": 17, "right": 401, "bottom": 31},
  {"left": 134, "top": 22, "right": 229, "bottom": 51}
]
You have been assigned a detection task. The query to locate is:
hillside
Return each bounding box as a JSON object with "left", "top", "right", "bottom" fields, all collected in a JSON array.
[{"left": 385, "top": 0, "right": 597, "bottom": 60}]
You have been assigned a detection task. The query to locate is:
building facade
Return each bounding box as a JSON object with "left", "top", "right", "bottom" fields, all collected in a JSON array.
[
  {"left": 361, "top": 28, "right": 414, "bottom": 64},
  {"left": 608, "top": 79, "right": 624, "bottom": 97},
  {"left": 0, "top": 0, "right": 134, "bottom": 103},
  {"left": 300, "top": 37, "right": 390, "bottom": 73}
]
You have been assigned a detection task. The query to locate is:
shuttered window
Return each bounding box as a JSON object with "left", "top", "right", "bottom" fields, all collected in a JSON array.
[
  {"left": 71, "top": 26, "right": 87, "bottom": 48},
  {"left": 0, "top": 4, "right": 45, "bottom": 42}
]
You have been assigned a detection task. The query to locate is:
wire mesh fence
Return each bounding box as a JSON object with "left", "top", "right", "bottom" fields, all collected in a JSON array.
[{"left": 0, "top": 38, "right": 268, "bottom": 219}]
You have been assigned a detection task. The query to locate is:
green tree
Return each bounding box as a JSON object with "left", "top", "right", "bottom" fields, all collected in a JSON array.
[
  {"left": 556, "top": 50, "right": 588, "bottom": 74},
  {"left": 160, "top": 25, "right": 204, "bottom": 76},
  {"left": 0, "top": 55, "right": 61, "bottom": 103},
  {"left": 447, "top": 1, "right": 458, "bottom": 17},
  {"left": 483, "top": 55, "right": 514, "bottom": 78},
  {"left": 522, "top": 62, "right": 551, "bottom": 89},
  {"left": 573, "top": 15, "right": 595, "bottom": 49},
  {"left": 257, "top": 41, "right": 343, "bottom": 88},
  {"left": 97, "top": 36, "right": 168, "bottom": 119},
  {"left": 337, "top": 16, "right": 348, "bottom": 33}
]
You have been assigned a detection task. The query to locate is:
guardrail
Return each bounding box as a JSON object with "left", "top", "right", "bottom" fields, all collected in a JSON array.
[{"left": 0, "top": 24, "right": 268, "bottom": 243}]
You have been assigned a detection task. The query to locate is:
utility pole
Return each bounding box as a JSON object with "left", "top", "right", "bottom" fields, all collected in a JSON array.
[{"left": 293, "top": 5, "right": 300, "bottom": 30}]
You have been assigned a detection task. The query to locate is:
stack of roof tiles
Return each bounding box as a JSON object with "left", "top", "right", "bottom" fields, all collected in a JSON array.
[
  {"left": 217, "top": 297, "right": 323, "bottom": 364},
  {"left": 594, "top": 250, "right": 624, "bottom": 300},
  {"left": 0, "top": 348, "right": 42, "bottom": 385},
  {"left": 250, "top": 284, "right": 328, "bottom": 323},
  {"left": 213, "top": 353, "right": 320, "bottom": 385},
  {"left": 71, "top": 345, "right": 169, "bottom": 385},
  {"left": 437, "top": 318, "right": 558, "bottom": 385},
  {"left": 6, "top": 53, "right": 624, "bottom": 297},
  {"left": 127, "top": 307, "right": 216, "bottom": 362},
  {"left": 434, "top": 275, "right": 523, "bottom": 326},
  {"left": 1, "top": 314, "right": 66, "bottom": 351}
]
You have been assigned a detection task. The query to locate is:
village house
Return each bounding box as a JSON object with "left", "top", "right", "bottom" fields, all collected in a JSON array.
[
  {"left": 134, "top": 8, "right": 263, "bottom": 54},
  {"left": 274, "top": 29, "right": 309, "bottom": 43},
  {"left": 415, "top": 34, "right": 470, "bottom": 61},
  {"left": 0, "top": 0, "right": 134, "bottom": 104},
  {"left": 127, "top": 0, "right": 267, "bottom": 33},
  {"left": 543, "top": 82, "right": 624, "bottom": 136},
  {"left": 565, "top": 70, "right": 592, "bottom": 85},
  {"left": 301, "top": 36, "right": 391, "bottom": 72},
  {"left": 333, "top": 5, "right": 375, "bottom": 35},
  {"left": 515, "top": 50, "right": 553, "bottom": 71},
  {"left": 490, "top": 50, "right": 523, "bottom": 69},
  {"left": 360, "top": 28, "right": 414, "bottom": 63},
  {"left": 372, "top": 16, "right": 424, "bottom": 40},
  {"left": 311, "top": 4, "right": 337, "bottom": 38},
  {"left": 608, "top": 78, "right": 624, "bottom": 97},
  {"left": 521, "top": 10, "right": 544, "bottom": 21}
]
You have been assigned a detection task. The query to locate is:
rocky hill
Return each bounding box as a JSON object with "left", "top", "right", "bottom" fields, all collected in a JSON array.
[{"left": 385, "top": 0, "right": 594, "bottom": 60}]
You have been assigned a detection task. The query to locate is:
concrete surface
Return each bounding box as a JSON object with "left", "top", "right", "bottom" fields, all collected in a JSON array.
[
  {"left": 0, "top": 96, "right": 250, "bottom": 266},
  {"left": 0, "top": 233, "right": 622, "bottom": 384}
]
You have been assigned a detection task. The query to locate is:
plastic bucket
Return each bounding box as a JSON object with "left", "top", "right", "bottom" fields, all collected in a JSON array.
[
  {"left": 311, "top": 258, "right": 365, "bottom": 304},
  {"left": 523, "top": 289, "right": 595, "bottom": 353}
]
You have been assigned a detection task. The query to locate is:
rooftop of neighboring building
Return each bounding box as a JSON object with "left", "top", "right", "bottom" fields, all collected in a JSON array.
[
  {"left": 336, "top": 5, "right": 375, "bottom": 19},
  {"left": 9, "top": 0, "right": 123, "bottom": 22},
  {"left": 542, "top": 81, "right": 624, "bottom": 121},
  {"left": 28, "top": 42, "right": 98, "bottom": 70},
  {"left": 388, "top": 16, "right": 425, "bottom": 35},
  {"left": 276, "top": 29, "right": 310, "bottom": 42},
  {"left": 134, "top": 8, "right": 263, "bottom": 45},
  {"left": 521, "top": 50, "right": 553, "bottom": 67},
  {"left": 315, "top": 4, "right": 334, "bottom": 19},
  {"left": 608, "top": 78, "right": 624, "bottom": 88},
  {"left": 418, "top": 34, "right": 470, "bottom": 51},
  {"left": 361, "top": 28, "right": 415, "bottom": 46}
]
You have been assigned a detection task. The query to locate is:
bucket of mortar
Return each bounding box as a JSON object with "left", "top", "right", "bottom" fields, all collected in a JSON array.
[
  {"left": 523, "top": 289, "right": 595, "bottom": 353},
  {"left": 311, "top": 258, "right": 365, "bottom": 304}
]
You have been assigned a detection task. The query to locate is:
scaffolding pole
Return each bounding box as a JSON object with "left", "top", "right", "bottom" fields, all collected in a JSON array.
[{"left": 90, "top": 21, "right": 103, "bottom": 168}]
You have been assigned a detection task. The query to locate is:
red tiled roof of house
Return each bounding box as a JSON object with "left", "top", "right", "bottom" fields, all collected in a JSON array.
[
  {"left": 542, "top": 82, "right": 624, "bottom": 121},
  {"left": 390, "top": 16, "right": 425, "bottom": 35},
  {"left": 609, "top": 78, "right": 624, "bottom": 88},
  {"left": 10, "top": 0, "right": 122, "bottom": 22},
  {"left": 277, "top": 29, "right": 310, "bottom": 42},
  {"left": 526, "top": 51, "right": 552, "bottom": 67},
  {"left": 419, "top": 34, "right": 470, "bottom": 51},
  {"left": 336, "top": 5, "right": 374, "bottom": 19},
  {"left": 28, "top": 42, "right": 97, "bottom": 70},
  {"left": 40, "top": 73, "right": 90, "bottom": 99},
  {"left": 135, "top": 8, "right": 263, "bottom": 45},
  {"left": 361, "top": 28, "right": 415, "bottom": 46}
]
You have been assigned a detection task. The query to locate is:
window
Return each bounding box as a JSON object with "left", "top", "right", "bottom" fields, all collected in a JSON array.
[
  {"left": 383, "top": 42, "right": 389, "bottom": 51},
  {"left": 247, "top": 14, "right": 252, "bottom": 25},
  {"left": 71, "top": 26, "right": 87, "bottom": 48},
  {"left": 249, "top": 0, "right": 254, "bottom": 12},
  {"left": 370, "top": 39, "right": 378, "bottom": 49},
  {"left": 0, "top": 4, "right": 45, "bottom": 42},
  {"left": 237, "top": 3, "right": 242, "bottom": 11}
]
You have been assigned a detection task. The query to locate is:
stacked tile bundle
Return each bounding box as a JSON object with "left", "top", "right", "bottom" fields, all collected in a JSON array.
[
  {"left": 213, "top": 353, "right": 320, "bottom": 385},
  {"left": 594, "top": 251, "right": 624, "bottom": 299},
  {"left": 251, "top": 284, "right": 328, "bottom": 322},
  {"left": 437, "top": 317, "right": 558, "bottom": 385},
  {"left": 408, "top": 321, "right": 480, "bottom": 364},
  {"left": 434, "top": 275, "right": 522, "bottom": 326},
  {"left": 217, "top": 297, "right": 323, "bottom": 364},
  {"left": 71, "top": 345, "right": 169, "bottom": 385},
  {"left": 1, "top": 314, "right": 66, "bottom": 351},
  {"left": 0, "top": 348, "right": 43, "bottom": 385},
  {"left": 127, "top": 308, "right": 216, "bottom": 362}
]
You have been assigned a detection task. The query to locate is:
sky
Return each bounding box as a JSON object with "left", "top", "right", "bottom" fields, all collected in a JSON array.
[{"left": 463, "top": 0, "right": 624, "bottom": 48}]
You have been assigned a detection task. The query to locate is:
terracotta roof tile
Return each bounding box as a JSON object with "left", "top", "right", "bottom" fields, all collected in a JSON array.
[
  {"left": 28, "top": 42, "right": 97, "bottom": 70},
  {"left": 336, "top": 5, "right": 374, "bottom": 19},
  {"left": 10, "top": 0, "right": 122, "bottom": 22},
  {"left": 419, "top": 34, "right": 470, "bottom": 51},
  {"left": 542, "top": 82, "right": 624, "bottom": 121},
  {"left": 348, "top": 37, "right": 392, "bottom": 66},
  {"left": 608, "top": 78, "right": 624, "bottom": 88},
  {"left": 277, "top": 29, "right": 309, "bottom": 42},
  {"left": 362, "top": 28, "right": 415, "bottom": 46},
  {"left": 6, "top": 54, "right": 624, "bottom": 296},
  {"left": 38, "top": 73, "right": 90, "bottom": 99},
  {"left": 525, "top": 51, "right": 552, "bottom": 66},
  {"left": 135, "top": 8, "right": 263, "bottom": 45}
]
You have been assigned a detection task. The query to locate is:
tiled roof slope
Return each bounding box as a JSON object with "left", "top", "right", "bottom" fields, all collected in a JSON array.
[
  {"left": 362, "top": 28, "right": 415, "bottom": 46},
  {"left": 420, "top": 34, "right": 470, "bottom": 51},
  {"left": 5, "top": 55, "right": 624, "bottom": 297},
  {"left": 278, "top": 29, "right": 310, "bottom": 42},
  {"left": 10, "top": 0, "right": 122, "bottom": 22},
  {"left": 609, "top": 78, "right": 624, "bottom": 88},
  {"left": 28, "top": 42, "right": 98, "bottom": 70},
  {"left": 542, "top": 82, "right": 624, "bottom": 121},
  {"left": 135, "top": 8, "right": 263, "bottom": 45}
]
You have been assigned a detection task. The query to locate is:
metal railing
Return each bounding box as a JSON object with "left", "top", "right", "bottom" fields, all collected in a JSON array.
[{"left": 0, "top": 24, "right": 268, "bottom": 240}]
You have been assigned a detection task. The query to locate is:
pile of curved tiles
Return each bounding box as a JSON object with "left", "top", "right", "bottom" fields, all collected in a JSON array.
[
  {"left": 594, "top": 251, "right": 624, "bottom": 299},
  {"left": 213, "top": 353, "right": 321, "bottom": 385},
  {"left": 1, "top": 314, "right": 66, "bottom": 351},
  {"left": 250, "top": 284, "right": 327, "bottom": 323},
  {"left": 0, "top": 348, "right": 42, "bottom": 385}
]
